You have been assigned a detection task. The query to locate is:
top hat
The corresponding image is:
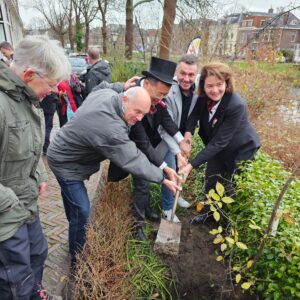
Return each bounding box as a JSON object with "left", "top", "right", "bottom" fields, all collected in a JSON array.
[{"left": 142, "top": 57, "right": 176, "bottom": 85}]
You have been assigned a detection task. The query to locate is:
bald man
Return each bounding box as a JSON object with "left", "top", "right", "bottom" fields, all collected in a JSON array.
[{"left": 47, "top": 86, "right": 180, "bottom": 267}]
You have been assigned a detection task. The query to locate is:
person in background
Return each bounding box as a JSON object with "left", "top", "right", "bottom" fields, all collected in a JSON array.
[
  {"left": 69, "top": 73, "right": 84, "bottom": 107},
  {"left": 40, "top": 92, "right": 59, "bottom": 155},
  {"left": 0, "top": 41, "right": 14, "bottom": 65},
  {"left": 158, "top": 54, "right": 199, "bottom": 217},
  {"left": 180, "top": 62, "right": 260, "bottom": 221},
  {"left": 84, "top": 47, "right": 112, "bottom": 97},
  {"left": 0, "top": 35, "right": 70, "bottom": 299},
  {"left": 47, "top": 86, "right": 181, "bottom": 268},
  {"left": 57, "top": 79, "right": 77, "bottom": 127}
]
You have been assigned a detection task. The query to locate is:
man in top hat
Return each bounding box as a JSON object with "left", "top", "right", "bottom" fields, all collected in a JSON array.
[{"left": 101, "top": 57, "right": 190, "bottom": 240}]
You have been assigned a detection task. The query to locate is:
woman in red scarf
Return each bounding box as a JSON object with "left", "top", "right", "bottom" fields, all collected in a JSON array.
[{"left": 57, "top": 79, "right": 77, "bottom": 127}]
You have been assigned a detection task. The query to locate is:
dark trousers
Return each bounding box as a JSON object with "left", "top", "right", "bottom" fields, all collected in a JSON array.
[
  {"left": 205, "top": 149, "right": 258, "bottom": 195},
  {"left": 0, "top": 214, "right": 48, "bottom": 300},
  {"left": 56, "top": 176, "right": 90, "bottom": 264},
  {"left": 43, "top": 112, "right": 54, "bottom": 154},
  {"left": 132, "top": 176, "right": 150, "bottom": 226}
]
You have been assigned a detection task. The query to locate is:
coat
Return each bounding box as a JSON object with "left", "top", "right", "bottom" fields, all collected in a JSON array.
[
  {"left": 85, "top": 60, "right": 112, "bottom": 96},
  {"left": 47, "top": 88, "right": 164, "bottom": 183},
  {"left": 186, "top": 92, "right": 260, "bottom": 172},
  {"left": 0, "top": 63, "right": 47, "bottom": 242}
]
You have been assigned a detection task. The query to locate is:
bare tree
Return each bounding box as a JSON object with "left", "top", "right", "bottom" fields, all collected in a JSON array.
[
  {"left": 159, "top": 0, "right": 177, "bottom": 59},
  {"left": 79, "top": 0, "right": 98, "bottom": 51},
  {"left": 31, "top": 0, "right": 69, "bottom": 46},
  {"left": 96, "top": 0, "right": 109, "bottom": 54},
  {"left": 71, "top": 0, "right": 84, "bottom": 51},
  {"left": 125, "top": 0, "right": 155, "bottom": 59}
]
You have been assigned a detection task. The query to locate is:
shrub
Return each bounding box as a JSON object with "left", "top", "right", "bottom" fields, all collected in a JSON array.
[{"left": 111, "top": 60, "right": 148, "bottom": 82}]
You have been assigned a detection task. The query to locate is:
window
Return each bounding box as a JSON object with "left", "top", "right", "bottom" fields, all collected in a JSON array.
[
  {"left": 242, "top": 20, "right": 253, "bottom": 27},
  {"left": 0, "top": 6, "right": 6, "bottom": 41},
  {"left": 260, "top": 20, "right": 266, "bottom": 27},
  {"left": 291, "top": 33, "right": 296, "bottom": 42}
]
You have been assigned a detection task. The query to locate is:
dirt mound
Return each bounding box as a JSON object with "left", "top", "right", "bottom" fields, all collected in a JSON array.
[{"left": 156, "top": 210, "right": 236, "bottom": 300}]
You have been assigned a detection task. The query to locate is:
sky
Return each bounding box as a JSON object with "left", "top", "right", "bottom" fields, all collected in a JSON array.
[{"left": 19, "top": 0, "right": 300, "bottom": 28}]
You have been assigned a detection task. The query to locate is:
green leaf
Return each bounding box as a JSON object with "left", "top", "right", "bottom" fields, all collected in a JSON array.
[
  {"left": 236, "top": 274, "right": 242, "bottom": 284},
  {"left": 220, "top": 243, "right": 227, "bottom": 252},
  {"left": 246, "top": 260, "right": 253, "bottom": 268},
  {"left": 218, "top": 226, "right": 223, "bottom": 233},
  {"left": 249, "top": 224, "right": 261, "bottom": 230},
  {"left": 208, "top": 189, "right": 215, "bottom": 198},
  {"left": 213, "top": 234, "right": 223, "bottom": 244},
  {"left": 211, "top": 192, "right": 220, "bottom": 201},
  {"left": 225, "top": 237, "right": 235, "bottom": 244},
  {"left": 236, "top": 242, "right": 248, "bottom": 250},
  {"left": 216, "top": 201, "right": 223, "bottom": 208},
  {"left": 209, "top": 229, "right": 219, "bottom": 235},
  {"left": 216, "top": 256, "right": 223, "bottom": 262},
  {"left": 216, "top": 182, "right": 225, "bottom": 197},
  {"left": 221, "top": 196, "right": 234, "bottom": 204},
  {"left": 210, "top": 205, "right": 217, "bottom": 212},
  {"left": 213, "top": 211, "right": 220, "bottom": 222},
  {"left": 241, "top": 282, "right": 252, "bottom": 290}
]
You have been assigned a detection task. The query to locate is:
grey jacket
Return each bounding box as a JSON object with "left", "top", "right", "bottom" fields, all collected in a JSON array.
[
  {"left": 47, "top": 88, "right": 164, "bottom": 183},
  {"left": 0, "top": 63, "right": 47, "bottom": 242},
  {"left": 158, "top": 83, "right": 198, "bottom": 155}
]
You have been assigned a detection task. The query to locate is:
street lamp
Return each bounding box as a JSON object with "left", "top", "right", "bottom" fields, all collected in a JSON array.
[{"left": 111, "top": 32, "right": 118, "bottom": 49}]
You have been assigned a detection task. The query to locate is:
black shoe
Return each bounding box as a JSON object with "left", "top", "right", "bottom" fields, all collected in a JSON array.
[
  {"left": 134, "top": 226, "right": 146, "bottom": 241},
  {"left": 145, "top": 207, "right": 160, "bottom": 222}
]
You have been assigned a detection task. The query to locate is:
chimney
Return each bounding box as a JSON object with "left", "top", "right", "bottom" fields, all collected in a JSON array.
[{"left": 268, "top": 7, "right": 274, "bottom": 14}]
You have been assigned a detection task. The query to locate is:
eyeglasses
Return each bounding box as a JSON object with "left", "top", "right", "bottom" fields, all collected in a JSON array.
[{"left": 35, "top": 72, "right": 57, "bottom": 91}]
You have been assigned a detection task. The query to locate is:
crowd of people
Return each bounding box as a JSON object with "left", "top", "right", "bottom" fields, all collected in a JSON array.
[{"left": 0, "top": 35, "right": 260, "bottom": 299}]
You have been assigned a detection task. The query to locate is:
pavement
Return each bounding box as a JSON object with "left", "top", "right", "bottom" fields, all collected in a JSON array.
[{"left": 39, "top": 113, "right": 103, "bottom": 298}]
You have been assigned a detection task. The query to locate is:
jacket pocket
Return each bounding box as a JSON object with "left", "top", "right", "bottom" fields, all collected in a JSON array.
[{"left": 5, "top": 121, "right": 33, "bottom": 161}]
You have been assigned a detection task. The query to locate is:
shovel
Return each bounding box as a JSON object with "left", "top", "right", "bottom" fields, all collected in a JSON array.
[{"left": 154, "top": 189, "right": 182, "bottom": 256}]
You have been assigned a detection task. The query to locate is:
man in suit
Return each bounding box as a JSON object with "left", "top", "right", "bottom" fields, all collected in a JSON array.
[
  {"left": 158, "top": 54, "right": 199, "bottom": 219},
  {"left": 180, "top": 63, "right": 260, "bottom": 208},
  {"left": 105, "top": 57, "right": 190, "bottom": 240}
]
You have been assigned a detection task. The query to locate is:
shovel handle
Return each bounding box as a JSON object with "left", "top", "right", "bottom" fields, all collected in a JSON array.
[{"left": 171, "top": 190, "right": 180, "bottom": 222}]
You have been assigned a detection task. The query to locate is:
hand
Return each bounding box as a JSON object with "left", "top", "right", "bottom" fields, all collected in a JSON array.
[
  {"left": 124, "top": 76, "right": 141, "bottom": 90},
  {"left": 178, "top": 163, "right": 193, "bottom": 183},
  {"left": 162, "top": 178, "right": 182, "bottom": 195},
  {"left": 184, "top": 132, "right": 193, "bottom": 145},
  {"left": 163, "top": 166, "right": 180, "bottom": 184},
  {"left": 179, "top": 139, "right": 192, "bottom": 158},
  {"left": 38, "top": 182, "right": 48, "bottom": 195},
  {"left": 176, "top": 152, "right": 188, "bottom": 169}
]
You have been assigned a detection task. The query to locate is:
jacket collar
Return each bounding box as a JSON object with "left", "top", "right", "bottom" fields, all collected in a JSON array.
[{"left": 0, "top": 63, "right": 39, "bottom": 106}]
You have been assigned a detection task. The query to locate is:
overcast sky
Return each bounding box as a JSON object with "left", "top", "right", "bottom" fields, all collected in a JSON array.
[{"left": 19, "top": 0, "right": 300, "bottom": 28}]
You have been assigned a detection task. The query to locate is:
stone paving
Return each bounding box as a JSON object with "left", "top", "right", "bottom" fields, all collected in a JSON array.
[{"left": 39, "top": 113, "right": 103, "bottom": 299}]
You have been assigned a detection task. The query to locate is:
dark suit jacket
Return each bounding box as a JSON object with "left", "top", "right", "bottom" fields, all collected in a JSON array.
[
  {"left": 108, "top": 79, "right": 180, "bottom": 181},
  {"left": 186, "top": 92, "right": 260, "bottom": 172}
]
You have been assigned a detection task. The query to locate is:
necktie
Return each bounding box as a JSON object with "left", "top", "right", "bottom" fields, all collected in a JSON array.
[{"left": 207, "top": 99, "right": 217, "bottom": 113}]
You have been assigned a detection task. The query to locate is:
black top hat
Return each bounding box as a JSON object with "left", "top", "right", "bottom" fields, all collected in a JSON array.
[{"left": 142, "top": 57, "right": 176, "bottom": 85}]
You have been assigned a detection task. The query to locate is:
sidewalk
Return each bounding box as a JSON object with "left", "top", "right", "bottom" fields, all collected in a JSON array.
[{"left": 39, "top": 113, "right": 103, "bottom": 298}]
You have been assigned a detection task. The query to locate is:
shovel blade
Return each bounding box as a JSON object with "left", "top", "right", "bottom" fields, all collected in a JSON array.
[{"left": 154, "top": 219, "right": 182, "bottom": 256}]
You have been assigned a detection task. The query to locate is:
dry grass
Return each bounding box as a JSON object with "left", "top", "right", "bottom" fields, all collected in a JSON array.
[
  {"left": 233, "top": 66, "right": 300, "bottom": 169},
  {"left": 73, "top": 179, "right": 135, "bottom": 299}
]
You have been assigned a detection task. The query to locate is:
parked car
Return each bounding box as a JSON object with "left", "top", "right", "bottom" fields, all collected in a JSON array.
[{"left": 69, "top": 57, "right": 87, "bottom": 77}]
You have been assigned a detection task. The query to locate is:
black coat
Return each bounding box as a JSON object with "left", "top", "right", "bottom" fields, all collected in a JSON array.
[
  {"left": 186, "top": 92, "right": 260, "bottom": 173},
  {"left": 40, "top": 92, "right": 58, "bottom": 114},
  {"left": 108, "top": 82, "right": 180, "bottom": 181}
]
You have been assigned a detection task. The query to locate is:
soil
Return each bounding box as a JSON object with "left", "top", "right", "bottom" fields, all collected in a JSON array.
[{"left": 152, "top": 209, "right": 248, "bottom": 300}]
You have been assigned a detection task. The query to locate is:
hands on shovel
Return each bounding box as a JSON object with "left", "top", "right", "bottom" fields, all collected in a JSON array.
[
  {"left": 163, "top": 166, "right": 182, "bottom": 195},
  {"left": 178, "top": 163, "right": 193, "bottom": 183}
]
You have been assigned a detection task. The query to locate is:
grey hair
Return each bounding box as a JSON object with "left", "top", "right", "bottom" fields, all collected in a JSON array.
[
  {"left": 178, "top": 54, "right": 198, "bottom": 66},
  {"left": 11, "top": 35, "right": 71, "bottom": 81}
]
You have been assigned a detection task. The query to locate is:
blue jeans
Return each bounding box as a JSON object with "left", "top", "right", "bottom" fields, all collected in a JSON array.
[
  {"left": 161, "top": 151, "right": 177, "bottom": 210},
  {"left": 56, "top": 177, "right": 90, "bottom": 263}
]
